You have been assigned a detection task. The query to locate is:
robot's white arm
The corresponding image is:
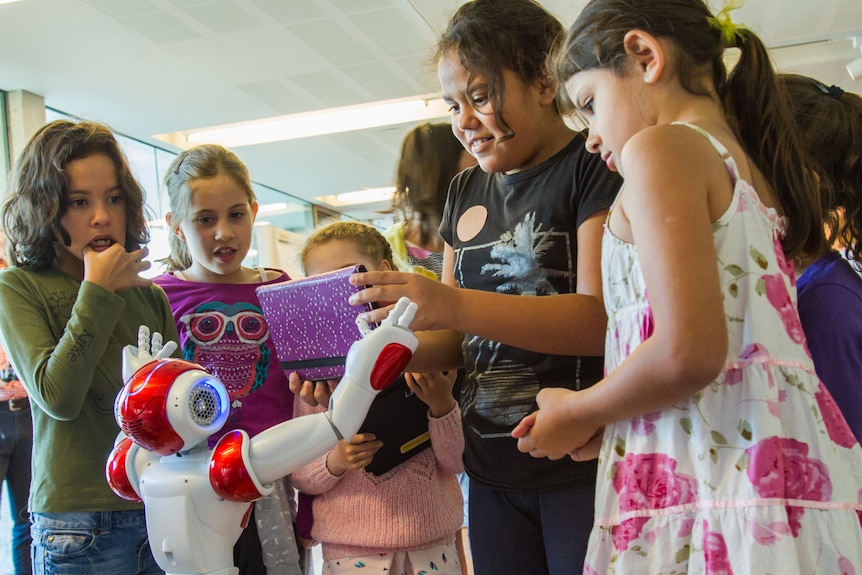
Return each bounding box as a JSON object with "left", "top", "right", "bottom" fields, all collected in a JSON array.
[{"left": 232, "top": 298, "right": 418, "bottom": 486}]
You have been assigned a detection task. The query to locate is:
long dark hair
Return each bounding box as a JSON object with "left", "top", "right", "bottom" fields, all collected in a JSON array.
[
  {"left": 781, "top": 74, "right": 862, "bottom": 268},
  {"left": 433, "top": 0, "right": 565, "bottom": 136},
  {"left": 392, "top": 122, "right": 466, "bottom": 246},
  {"left": 2, "top": 120, "right": 149, "bottom": 269},
  {"left": 556, "top": 0, "right": 823, "bottom": 262}
]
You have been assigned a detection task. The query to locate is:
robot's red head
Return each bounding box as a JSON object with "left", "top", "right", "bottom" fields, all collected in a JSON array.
[{"left": 115, "top": 358, "right": 230, "bottom": 455}]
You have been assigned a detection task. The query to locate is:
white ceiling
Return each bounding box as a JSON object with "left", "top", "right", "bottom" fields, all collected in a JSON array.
[{"left": 1, "top": 0, "right": 861, "bottom": 223}]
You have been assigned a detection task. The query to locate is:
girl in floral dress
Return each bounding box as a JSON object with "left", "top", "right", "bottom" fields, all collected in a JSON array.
[{"left": 512, "top": 0, "right": 862, "bottom": 573}]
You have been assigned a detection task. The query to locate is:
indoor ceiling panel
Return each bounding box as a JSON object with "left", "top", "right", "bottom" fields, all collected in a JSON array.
[
  {"left": 81, "top": 0, "right": 203, "bottom": 44},
  {"left": 249, "top": 0, "right": 328, "bottom": 24},
  {"left": 329, "top": 0, "right": 395, "bottom": 14},
  {"left": 286, "top": 69, "right": 369, "bottom": 107},
  {"left": 338, "top": 62, "right": 416, "bottom": 101},
  {"left": 1, "top": 0, "right": 861, "bottom": 221},
  {"left": 168, "top": 0, "right": 263, "bottom": 35},
  {"left": 235, "top": 79, "right": 313, "bottom": 116}
]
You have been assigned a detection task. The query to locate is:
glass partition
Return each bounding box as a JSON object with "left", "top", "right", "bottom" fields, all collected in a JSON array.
[
  {"left": 45, "top": 108, "right": 321, "bottom": 276},
  {"left": 0, "top": 91, "right": 9, "bottom": 192}
]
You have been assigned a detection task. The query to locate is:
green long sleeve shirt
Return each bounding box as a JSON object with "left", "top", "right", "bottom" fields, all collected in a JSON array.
[{"left": 0, "top": 266, "right": 179, "bottom": 513}]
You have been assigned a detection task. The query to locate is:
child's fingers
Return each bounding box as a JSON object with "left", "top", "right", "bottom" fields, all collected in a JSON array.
[{"left": 511, "top": 411, "right": 537, "bottom": 439}]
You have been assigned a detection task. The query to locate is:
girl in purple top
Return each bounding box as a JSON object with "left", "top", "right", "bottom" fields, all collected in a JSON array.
[
  {"left": 154, "top": 144, "right": 302, "bottom": 575},
  {"left": 781, "top": 74, "right": 862, "bottom": 442}
]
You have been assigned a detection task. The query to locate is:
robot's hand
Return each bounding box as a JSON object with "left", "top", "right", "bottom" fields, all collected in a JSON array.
[
  {"left": 340, "top": 297, "right": 418, "bottom": 394},
  {"left": 122, "top": 325, "right": 178, "bottom": 383}
]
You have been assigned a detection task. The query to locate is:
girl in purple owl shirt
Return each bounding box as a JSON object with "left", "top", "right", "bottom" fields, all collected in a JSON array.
[{"left": 154, "top": 144, "right": 304, "bottom": 575}]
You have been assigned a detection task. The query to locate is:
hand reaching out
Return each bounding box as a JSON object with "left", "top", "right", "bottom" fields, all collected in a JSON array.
[
  {"left": 325, "top": 433, "right": 382, "bottom": 476},
  {"left": 83, "top": 244, "right": 152, "bottom": 293},
  {"left": 349, "top": 270, "right": 454, "bottom": 331}
]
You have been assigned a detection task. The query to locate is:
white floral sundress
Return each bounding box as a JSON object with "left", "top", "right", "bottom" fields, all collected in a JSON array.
[{"left": 586, "top": 123, "right": 862, "bottom": 574}]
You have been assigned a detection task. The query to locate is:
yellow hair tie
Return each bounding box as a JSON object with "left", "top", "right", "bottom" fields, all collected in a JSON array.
[{"left": 707, "top": 0, "right": 746, "bottom": 48}]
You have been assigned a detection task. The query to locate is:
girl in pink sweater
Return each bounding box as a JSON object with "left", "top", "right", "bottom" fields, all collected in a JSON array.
[{"left": 291, "top": 222, "right": 464, "bottom": 575}]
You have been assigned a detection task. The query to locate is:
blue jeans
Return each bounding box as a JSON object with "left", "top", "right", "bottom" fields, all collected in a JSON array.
[
  {"left": 468, "top": 480, "right": 596, "bottom": 575},
  {"left": 0, "top": 401, "right": 32, "bottom": 575},
  {"left": 30, "top": 510, "right": 163, "bottom": 575}
]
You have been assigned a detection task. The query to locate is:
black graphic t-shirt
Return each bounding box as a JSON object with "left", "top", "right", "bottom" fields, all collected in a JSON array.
[{"left": 440, "top": 132, "right": 622, "bottom": 490}]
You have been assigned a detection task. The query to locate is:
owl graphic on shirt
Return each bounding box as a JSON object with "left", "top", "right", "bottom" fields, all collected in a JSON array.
[{"left": 180, "top": 301, "right": 270, "bottom": 405}]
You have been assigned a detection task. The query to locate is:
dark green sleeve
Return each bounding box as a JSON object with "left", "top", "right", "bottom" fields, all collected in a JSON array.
[{"left": 0, "top": 271, "right": 125, "bottom": 420}]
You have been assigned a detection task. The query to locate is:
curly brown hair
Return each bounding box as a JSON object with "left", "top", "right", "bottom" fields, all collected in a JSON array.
[
  {"left": 301, "top": 221, "right": 397, "bottom": 274},
  {"left": 2, "top": 120, "right": 149, "bottom": 269}
]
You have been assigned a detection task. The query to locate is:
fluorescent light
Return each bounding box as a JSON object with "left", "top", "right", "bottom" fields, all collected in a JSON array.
[
  {"left": 157, "top": 95, "right": 450, "bottom": 149},
  {"left": 0, "top": 0, "right": 25, "bottom": 4},
  {"left": 257, "top": 202, "right": 305, "bottom": 216},
  {"left": 317, "top": 186, "right": 395, "bottom": 207}
]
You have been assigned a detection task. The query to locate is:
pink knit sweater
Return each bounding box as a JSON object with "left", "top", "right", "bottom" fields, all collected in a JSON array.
[{"left": 291, "top": 400, "right": 465, "bottom": 561}]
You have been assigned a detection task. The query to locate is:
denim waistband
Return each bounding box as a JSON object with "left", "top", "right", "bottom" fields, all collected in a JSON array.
[{"left": 31, "top": 509, "right": 147, "bottom": 530}]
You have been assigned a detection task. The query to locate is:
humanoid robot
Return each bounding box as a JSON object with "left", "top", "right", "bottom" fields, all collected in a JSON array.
[{"left": 106, "top": 298, "right": 419, "bottom": 575}]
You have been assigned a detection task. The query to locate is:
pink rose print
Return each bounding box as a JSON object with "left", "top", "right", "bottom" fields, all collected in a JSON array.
[
  {"left": 723, "top": 368, "right": 742, "bottom": 386},
  {"left": 609, "top": 453, "right": 698, "bottom": 552},
  {"left": 746, "top": 436, "right": 832, "bottom": 536},
  {"left": 611, "top": 516, "right": 649, "bottom": 552},
  {"left": 613, "top": 453, "right": 699, "bottom": 512},
  {"left": 703, "top": 520, "right": 735, "bottom": 575},
  {"left": 839, "top": 557, "right": 857, "bottom": 575},
  {"left": 815, "top": 382, "right": 857, "bottom": 449},
  {"left": 739, "top": 343, "right": 769, "bottom": 361},
  {"left": 762, "top": 273, "right": 805, "bottom": 344},
  {"left": 766, "top": 389, "right": 786, "bottom": 418},
  {"left": 748, "top": 517, "right": 792, "bottom": 546},
  {"left": 677, "top": 518, "right": 695, "bottom": 538},
  {"left": 631, "top": 411, "right": 662, "bottom": 436},
  {"left": 640, "top": 306, "right": 654, "bottom": 341},
  {"left": 583, "top": 564, "right": 599, "bottom": 575},
  {"left": 773, "top": 235, "right": 796, "bottom": 285}
]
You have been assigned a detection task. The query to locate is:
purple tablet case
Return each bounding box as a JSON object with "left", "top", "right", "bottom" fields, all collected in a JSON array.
[{"left": 256, "top": 264, "right": 376, "bottom": 381}]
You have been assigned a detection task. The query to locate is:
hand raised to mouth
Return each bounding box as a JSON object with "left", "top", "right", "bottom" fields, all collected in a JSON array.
[{"left": 82, "top": 244, "right": 153, "bottom": 292}]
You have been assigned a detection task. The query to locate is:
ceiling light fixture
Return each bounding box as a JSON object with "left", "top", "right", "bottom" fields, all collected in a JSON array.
[
  {"left": 847, "top": 36, "right": 862, "bottom": 82},
  {"left": 156, "top": 95, "right": 450, "bottom": 149},
  {"left": 316, "top": 186, "right": 396, "bottom": 207}
]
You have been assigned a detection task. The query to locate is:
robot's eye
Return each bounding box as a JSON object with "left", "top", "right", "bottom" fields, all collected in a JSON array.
[
  {"left": 188, "top": 380, "right": 224, "bottom": 427},
  {"left": 235, "top": 312, "right": 268, "bottom": 343},
  {"left": 186, "top": 314, "right": 227, "bottom": 343}
]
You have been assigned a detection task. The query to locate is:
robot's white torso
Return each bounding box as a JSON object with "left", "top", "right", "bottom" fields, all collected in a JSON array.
[{"left": 139, "top": 447, "right": 250, "bottom": 575}]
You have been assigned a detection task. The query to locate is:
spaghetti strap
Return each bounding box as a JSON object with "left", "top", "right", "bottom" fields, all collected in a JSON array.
[{"left": 672, "top": 121, "right": 740, "bottom": 185}]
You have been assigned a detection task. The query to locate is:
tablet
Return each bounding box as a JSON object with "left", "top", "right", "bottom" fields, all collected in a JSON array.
[
  {"left": 257, "top": 265, "right": 376, "bottom": 382},
  {"left": 358, "top": 375, "right": 431, "bottom": 475}
]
